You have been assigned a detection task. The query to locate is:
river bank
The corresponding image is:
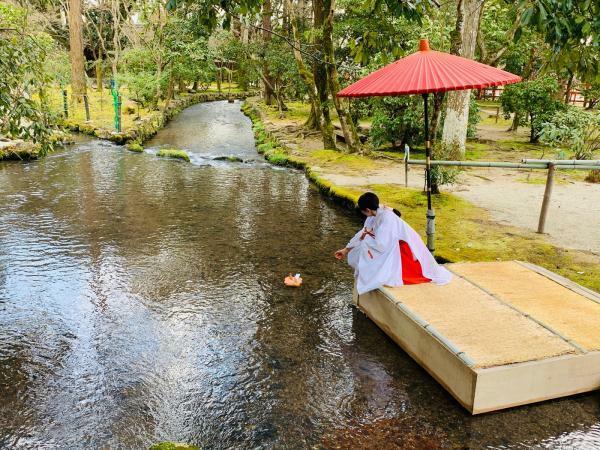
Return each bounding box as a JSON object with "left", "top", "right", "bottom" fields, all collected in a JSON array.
[
  {"left": 60, "top": 91, "right": 253, "bottom": 146},
  {"left": 0, "top": 90, "right": 253, "bottom": 162},
  {"left": 241, "top": 97, "right": 600, "bottom": 292}
]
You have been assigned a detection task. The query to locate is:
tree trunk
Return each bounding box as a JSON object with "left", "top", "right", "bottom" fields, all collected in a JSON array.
[
  {"left": 563, "top": 72, "right": 574, "bottom": 104},
  {"left": 68, "top": 0, "right": 86, "bottom": 102},
  {"left": 286, "top": 0, "right": 327, "bottom": 138},
  {"left": 441, "top": 0, "right": 485, "bottom": 156},
  {"left": 163, "top": 75, "right": 174, "bottom": 111},
  {"left": 430, "top": 93, "right": 446, "bottom": 143},
  {"left": 282, "top": 0, "right": 290, "bottom": 36},
  {"left": 262, "top": 0, "right": 274, "bottom": 105},
  {"left": 178, "top": 78, "right": 187, "bottom": 93},
  {"left": 529, "top": 113, "right": 539, "bottom": 143},
  {"left": 95, "top": 58, "right": 103, "bottom": 93},
  {"left": 240, "top": 15, "right": 249, "bottom": 44},
  {"left": 313, "top": 0, "right": 336, "bottom": 149},
  {"left": 509, "top": 111, "right": 520, "bottom": 131},
  {"left": 305, "top": 103, "right": 320, "bottom": 129},
  {"left": 111, "top": 0, "right": 121, "bottom": 79},
  {"left": 322, "top": 0, "right": 361, "bottom": 153}
]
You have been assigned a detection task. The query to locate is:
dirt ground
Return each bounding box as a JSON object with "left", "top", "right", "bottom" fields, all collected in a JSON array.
[{"left": 449, "top": 170, "right": 600, "bottom": 255}]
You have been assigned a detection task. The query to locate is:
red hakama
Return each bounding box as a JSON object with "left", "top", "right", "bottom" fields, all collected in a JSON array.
[{"left": 400, "top": 241, "right": 431, "bottom": 285}]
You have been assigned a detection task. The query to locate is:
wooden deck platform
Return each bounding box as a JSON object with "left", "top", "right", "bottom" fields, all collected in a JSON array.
[{"left": 354, "top": 261, "right": 600, "bottom": 414}]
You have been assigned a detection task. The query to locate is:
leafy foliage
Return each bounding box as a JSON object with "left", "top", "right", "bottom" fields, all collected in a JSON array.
[
  {"left": 0, "top": 3, "right": 54, "bottom": 153},
  {"left": 369, "top": 97, "right": 423, "bottom": 149},
  {"left": 118, "top": 71, "right": 159, "bottom": 109},
  {"left": 162, "top": 16, "right": 215, "bottom": 88},
  {"left": 500, "top": 76, "right": 563, "bottom": 142},
  {"left": 539, "top": 107, "right": 600, "bottom": 160},
  {"left": 518, "top": 0, "right": 600, "bottom": 50}
]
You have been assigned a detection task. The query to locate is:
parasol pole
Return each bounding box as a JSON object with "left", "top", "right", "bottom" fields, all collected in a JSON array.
[{"left": 423, "top": 93, "right": 435, "bottom": 254}]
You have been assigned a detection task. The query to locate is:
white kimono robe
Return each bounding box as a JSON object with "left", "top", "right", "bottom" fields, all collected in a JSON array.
[{"left": 347, "top": 206, "right": 452, "bottom": 294}]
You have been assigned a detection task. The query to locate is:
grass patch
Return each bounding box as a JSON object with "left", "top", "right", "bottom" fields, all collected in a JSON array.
[
  {"left": 476, "top": 100, "right": 501, "bottom": 108},
  {"left": 465, "top": 141, "right": 488, "bottom": 160},
  {"left": 310, "top": 149, "right": 376, "bottom": 171},
  {"left": 157, "top": 148, "right": 190, "bottom": 162},
  {"left": 47, "top": 85, "right": 159, "bottom": 133}
]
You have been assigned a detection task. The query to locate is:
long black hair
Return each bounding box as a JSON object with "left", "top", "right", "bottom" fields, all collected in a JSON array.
[{"left": 357, "top": 192, "right": 401, "bottom": 217}]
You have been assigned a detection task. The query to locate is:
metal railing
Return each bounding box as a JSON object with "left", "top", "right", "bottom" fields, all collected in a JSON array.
[{"left": 404, "top": 153, "right": 599, "bottom": 234}]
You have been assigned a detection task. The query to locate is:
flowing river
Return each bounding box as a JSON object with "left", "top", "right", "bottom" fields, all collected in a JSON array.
[{"left": 0, "top": 101, "right": 598, "bottom": 449}]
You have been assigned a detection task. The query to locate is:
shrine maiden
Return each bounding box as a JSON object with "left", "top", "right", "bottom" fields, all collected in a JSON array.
[{"left": 335, "top": 192, "right": 452, "bottom": 295}]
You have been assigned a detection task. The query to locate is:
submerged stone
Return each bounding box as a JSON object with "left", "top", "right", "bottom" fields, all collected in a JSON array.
[
  {"left": 157, "top": 148, "right": 190, "bottom": 162},
  {"left": 126, "top": 142, "right": 144, "bottom": 153},
  {"left": 213, "top": 155, "right": 243, "bottom": 162}
]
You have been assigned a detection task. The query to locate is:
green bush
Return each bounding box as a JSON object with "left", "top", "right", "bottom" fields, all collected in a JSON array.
[
  {"left": 500, "top": 76, "right": 563, "bottom": 143},
  {"left": 539, "top": 106, "right": 600, "bottom": 160},
  {"left": 369, "top": 96, "right": 423, "bottom": 150}
]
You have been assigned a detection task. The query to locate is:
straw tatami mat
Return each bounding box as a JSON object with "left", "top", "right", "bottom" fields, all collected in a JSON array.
[
  {"left": 451, "top": 261, "right": 600, "bottom": 352},
  {"left": 385, "top": 271, "right": 575, "bottom": 369}
]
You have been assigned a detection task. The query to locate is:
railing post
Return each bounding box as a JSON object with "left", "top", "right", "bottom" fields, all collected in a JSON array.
[
  {"left": 537, "top": 163, "right": 555, "bottom": 234},
  {"left": 404, "top": 144, "right": 410, "bottom": 188},
  {"left": 426, "top": 209, "right": 436, "bottom": 254}
]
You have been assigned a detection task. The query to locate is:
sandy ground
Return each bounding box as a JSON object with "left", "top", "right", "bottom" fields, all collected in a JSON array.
[{"left": 449, "top": 169, "right": 600, "bottom": 255}]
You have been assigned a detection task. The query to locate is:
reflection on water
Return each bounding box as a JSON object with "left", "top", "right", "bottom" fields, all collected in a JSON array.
[{"left": 0, "top": 101, "right": 598, "bottom": 449}]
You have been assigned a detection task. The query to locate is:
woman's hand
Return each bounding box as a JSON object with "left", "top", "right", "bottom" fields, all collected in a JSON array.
[{"left": 334, "top": 248, "right": 349, "bottom": 260}]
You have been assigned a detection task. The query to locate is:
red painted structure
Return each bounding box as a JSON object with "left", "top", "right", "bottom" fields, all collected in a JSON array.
[{"left": 337, "top": 39, "right": 520, "bottom": 97}]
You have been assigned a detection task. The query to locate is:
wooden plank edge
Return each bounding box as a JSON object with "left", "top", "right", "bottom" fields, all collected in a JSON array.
[
  {"left": 472, "top": 351, "right": 600, "bottom": 414},
  {"left": 355, "top": 289, "right": 478, "bottom": 413}
]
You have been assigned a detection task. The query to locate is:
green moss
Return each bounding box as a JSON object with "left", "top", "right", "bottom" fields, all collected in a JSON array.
[
  {"left": 78, "top": 123, "right": 96, "bottom": 135},
  {"left": 464, "top": 141, "right": 488, "bottom": 160},
  {"left": 149, "top": 442, "right": 199, "bottom": 450},
  {"left": 0, "top": 142, "right": 41, "bottom": 161},
  {"left": 256, "top": 142, "right": 274, "bottom": 154},
  {"left": 126, "top": 142, "right": 144, "bottom": 152},
  {"left": 265, "top": 152, "right": 289, "bottom": 165},
  {"left": 157, "top": 148, "right": 190, "bottom": 162}
]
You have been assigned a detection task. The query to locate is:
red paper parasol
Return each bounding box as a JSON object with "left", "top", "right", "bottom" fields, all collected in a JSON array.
[{"left": 338, "top": 39, "right": 521, "bottom": 252}]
